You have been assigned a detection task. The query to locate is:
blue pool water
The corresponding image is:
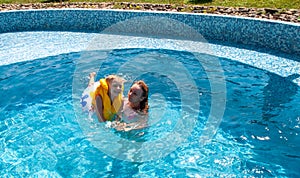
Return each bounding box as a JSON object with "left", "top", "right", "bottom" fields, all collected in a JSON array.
[{"left": 1, "top": 32, "right": 300, "bottom": 177}]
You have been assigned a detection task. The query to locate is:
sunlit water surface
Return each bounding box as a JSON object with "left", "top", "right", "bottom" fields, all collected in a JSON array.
[{"left": 0, "top": 32, "right": 299, "bottom": 177}]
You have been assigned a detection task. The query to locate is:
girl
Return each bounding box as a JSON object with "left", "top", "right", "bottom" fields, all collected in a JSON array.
[{"left": 81, "top": 72, "right": 125, "bottom": 122}]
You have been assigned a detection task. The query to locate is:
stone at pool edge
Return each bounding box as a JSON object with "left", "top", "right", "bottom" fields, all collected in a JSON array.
[{"left": 0, "top": 2, "right": 299, "bottom": 23}]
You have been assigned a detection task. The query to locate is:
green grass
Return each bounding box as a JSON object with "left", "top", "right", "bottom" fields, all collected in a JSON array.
[{"left": 1, "top": 0, "right": 300, "bottom": 9}]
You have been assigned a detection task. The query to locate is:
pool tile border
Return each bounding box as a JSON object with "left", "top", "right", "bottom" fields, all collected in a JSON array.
[{"left": 0, "top": 9, "right": 299, "bottom": 56}]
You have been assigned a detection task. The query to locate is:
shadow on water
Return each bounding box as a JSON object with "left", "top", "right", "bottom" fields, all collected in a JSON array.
[
  {"left": 220, "top": 57, "right": 300, "bottom": 176},
  {"left": 259, "top": 73, "right": 300, "bottom": 177},
  {"left": 262, "top": 73, "right": 299, "bottom": 119}
]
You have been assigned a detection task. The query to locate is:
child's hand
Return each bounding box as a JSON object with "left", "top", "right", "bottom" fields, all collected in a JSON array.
[{"left": 105, "top": 121, "right": 113, "bottom": 128}]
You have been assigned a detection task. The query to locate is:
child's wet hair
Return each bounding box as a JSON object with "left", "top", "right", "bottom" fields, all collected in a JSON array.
[{"left": 105, "top": 75, "right": 125, "bottom": 85}]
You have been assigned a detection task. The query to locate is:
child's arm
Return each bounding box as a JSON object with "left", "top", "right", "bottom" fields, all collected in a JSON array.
[
  {"left": 95, "top": 95, "right": 105, "bottom": 122},
  {"left": 88, "top": 72, "right": 96, "bottom": 87}
]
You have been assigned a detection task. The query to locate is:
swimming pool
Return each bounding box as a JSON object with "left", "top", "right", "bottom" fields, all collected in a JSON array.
[{"left": 0, "top": 9, "right": 299, "bottom": 177}]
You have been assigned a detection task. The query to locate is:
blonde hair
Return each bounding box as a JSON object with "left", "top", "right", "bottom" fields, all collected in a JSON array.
[{"left": 105, "top": 75, "right": 125, "bottom": 85}]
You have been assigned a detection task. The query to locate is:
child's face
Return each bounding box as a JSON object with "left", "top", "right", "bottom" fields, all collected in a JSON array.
[
  {"left": 128, "top": 84, "right": 144, "bottom": 103},
  {"left": 110, "top": 80, "right": 123, "bottom": 96}
]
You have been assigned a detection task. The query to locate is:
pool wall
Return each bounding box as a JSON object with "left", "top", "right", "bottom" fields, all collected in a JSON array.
[{"left": 0, "top": 9, "right": 299, "bottom": 56}]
